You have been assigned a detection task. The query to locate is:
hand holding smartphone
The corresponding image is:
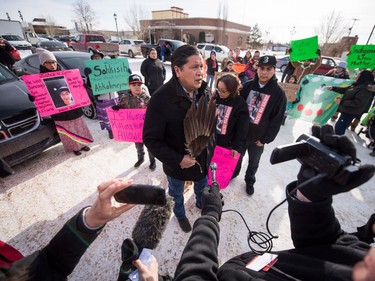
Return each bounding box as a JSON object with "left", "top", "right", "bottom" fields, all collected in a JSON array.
[{"left": 114, "top": 184, "right": 166, "bottom": 205}]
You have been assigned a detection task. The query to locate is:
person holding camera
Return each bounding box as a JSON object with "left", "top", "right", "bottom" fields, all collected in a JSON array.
[
  {"left": 174, "top": 124, "right": 375, "bottom": 281},
  {"left": 0, "top": 178, "right": 160, "bottom": 281}
]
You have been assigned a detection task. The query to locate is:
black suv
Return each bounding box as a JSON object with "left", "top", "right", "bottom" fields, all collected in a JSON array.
[{"left": 0, "top": 63, "right": 60, "bottom": 177}]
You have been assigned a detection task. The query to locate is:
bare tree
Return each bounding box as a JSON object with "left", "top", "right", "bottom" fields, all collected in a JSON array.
[
  {"left": 72, "top": 0, "right": 96, "bottom": 33},
  {"left": 124, "top": 2, "right": 147, "bottom": 39},
  {"left": 44, "top": 16, "right": 57, "bottom": 35},
  {"left": 217, "top": 0, "right": 228, "bottom": 45},
  {"left": 315, "top": 10, "right": 348, "bottom": 45}
]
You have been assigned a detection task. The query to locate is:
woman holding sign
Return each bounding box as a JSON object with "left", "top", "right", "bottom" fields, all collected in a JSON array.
[
  {"left": 36, "top": 48, "right": 93, "bottom": 156},
  {"left": 214, "top": 74, "right": 248, "bottom": 179}
]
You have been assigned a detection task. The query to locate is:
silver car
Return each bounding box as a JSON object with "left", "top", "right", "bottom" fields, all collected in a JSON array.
[{"left": 119, "top": 39, "right": 145, "bottom": 58}]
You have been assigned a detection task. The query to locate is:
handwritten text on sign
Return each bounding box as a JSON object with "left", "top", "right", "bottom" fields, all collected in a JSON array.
[
  {"left": 86, "top": 58, "right": 130, "bottom": 95},
  {"left": 290, "top": 36, "right": 319, "bottom": 62},
  {"left": 347, "top": 45, "right": 375, "bottom": 69},
  {"left": 208, "top": 146, "right": 240, "bottom": 189},
  {"left": 106, "top": 108, "right": 145, "bottom": 142},
  {"left": 22, "top": 69, "right": 91, "bottom": 117}
]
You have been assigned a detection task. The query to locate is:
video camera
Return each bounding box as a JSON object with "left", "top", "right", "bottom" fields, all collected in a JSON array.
[{"left": 270, "top": 134, "right": 353, "bottom": 179}]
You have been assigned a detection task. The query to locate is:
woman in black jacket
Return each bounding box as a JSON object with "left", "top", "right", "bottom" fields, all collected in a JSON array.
[
  {"left": 215, "top": 74, "right": 248, "bottom": 178},
  {"left": 140, "top": 48, "right": 166, "bottom": 96},
  {"left": 36, "top": 48, "right": 93, "bottom": 156},
  {"left": 326, "top": 70, "right": 374, "bottom": 135}
]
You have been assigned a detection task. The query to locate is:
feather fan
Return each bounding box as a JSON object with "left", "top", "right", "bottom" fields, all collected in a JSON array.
[{"left": 184, "top": 96, "right": 217, "bottom": 160}]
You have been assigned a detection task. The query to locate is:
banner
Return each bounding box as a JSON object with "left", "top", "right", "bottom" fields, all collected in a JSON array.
[
  {"left": 23, "top": 69, "right": 91, "bottom": 117},
  {"left": 106, "top": 108, "right": 146, "bottom": 142},
  {"left": 279, "top": 82, "right": 300, "bottom": 102},
  {"left": 232, "top": 62, "right": 246, "bottom": 73},
  {"left": 290, "top": 36, "right": 319, "bottom": 62},
  {"left": 288, "top": 74, "right": 353, "bottom": 125},
  {"left": 346, "top": 45, "right": 375, "bottom": 69},
  {"left": 85, "top": 58, "right": 130, "bottom": 95},
  {"left": 208, "top": 146, "right": 240, "bottom": 189}
]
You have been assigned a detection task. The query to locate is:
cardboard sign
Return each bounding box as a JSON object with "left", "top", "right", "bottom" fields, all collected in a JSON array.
[
  {"left": 346, "top": 45, "right": 375, "bottom": 69},
  {"left": 85, "top": 58, "right": 130, "bottom": 95},
  {"left": 106, "top": 108, "right": 145, "bottom": 142},
  {"left": 23, "top": 69, "right": 91, "bottom": 117},
  {"left": 279, "top": 83, "right": 300, "bottom": 102},
  {"left": 208, "top": 146, "right": 240, "bottom": 189},
  {"left": 288, "top": 74, "right": 354, "bottom": 125},
  {"left": 290, "top": 36, "right": 319, "bottom": 62}
]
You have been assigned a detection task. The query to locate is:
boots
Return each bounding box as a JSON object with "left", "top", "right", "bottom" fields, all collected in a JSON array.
[
  {"left": 350, "top": 118, "right": 360, "bottom": 132},
  {"left": 108, "top": 130, "right": 114, "bottom": 139},
  {"left": 134, "top": 157, "right": 144, "bottom": 168}
]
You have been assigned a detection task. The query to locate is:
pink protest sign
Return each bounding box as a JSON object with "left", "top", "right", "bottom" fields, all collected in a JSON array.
[
  {"left": 208, "top": 146, "right": 240, "bottom": 189},
  {"left": 23, "top": 69, "right": 91, "bottom": 117},
  {"left": 106, "top": 108, "right": 146, "bottom": 142}
]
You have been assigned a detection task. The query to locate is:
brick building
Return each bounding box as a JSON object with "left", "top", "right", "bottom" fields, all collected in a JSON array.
[{"left": 140, "top": 6, "right": 250, "bottom": 50}]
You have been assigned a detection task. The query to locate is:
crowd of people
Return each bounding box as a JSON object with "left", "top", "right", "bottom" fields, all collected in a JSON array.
[{"left": 2, "top": 42, "right": 375, "bottom": 280}]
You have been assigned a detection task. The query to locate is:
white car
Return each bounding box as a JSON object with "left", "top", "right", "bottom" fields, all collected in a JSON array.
[
  {"left": 196, "top": 43, "right": 230, "bottom": 63},
  {"left": 119, "top": 39, "right": 145, "bottom": 58},
  {"left": 1, "top": 34, "right": 32, "bottom": 50}
]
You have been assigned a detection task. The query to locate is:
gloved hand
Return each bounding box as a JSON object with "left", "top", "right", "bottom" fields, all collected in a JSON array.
[
  {"left": 112, "top": 105, "right": 120, "bottom": 111},
  {"left": 297, "top": 124, "right": 375, "bottom": 202},
  {"left": 201, "top": 183, "right": 223, "bottom": 222},
  {"left": 84, "top": 67, "right": 92, "bottom": 76},
  {"left": 28, "top": 94, "right": 35, "bottom": 102}
]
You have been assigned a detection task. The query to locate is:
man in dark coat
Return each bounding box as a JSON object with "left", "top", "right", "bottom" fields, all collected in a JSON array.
[
  {"left": 174, "top": 125, "right": 375, "bottom": 281},
  {"left": 0, "top": 36, "right": 15, "bottom": 71},
  {"left": 240, "top": 55, "right": 287, "bottom": 195},
  {"left": 143, "top": 45, "right": 213, "bottom": 232},
  {"left": 140, "top": 48, "right": 166, "bottom": 96}
]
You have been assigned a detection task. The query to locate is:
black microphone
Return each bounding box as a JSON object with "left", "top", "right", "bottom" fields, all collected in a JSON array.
[{"left": 118, "top": 196, "right": 173, "bottom": 280}]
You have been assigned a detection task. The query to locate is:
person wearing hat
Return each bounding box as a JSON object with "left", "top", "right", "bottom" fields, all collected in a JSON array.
[
  {"left": 113, "top": 74, "right": 156, "bottom": 170},
  {"left": 239, "top": 55, "right": 286, "bottom": 195},
  {"left": 57, "top": 86, "right": 74, "bottom": 106},
  {"left": 35, "top": 48, "right": 93, "bottom": 156},
  {"left": 84, "top": 49, "right": 118, "bottom": 139},
  {"left": 140, "top": 48, "right": 166, "bottom": 96}
]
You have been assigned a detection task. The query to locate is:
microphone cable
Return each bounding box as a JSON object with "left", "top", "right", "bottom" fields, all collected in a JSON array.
[{"left": 222, "top": 172, "right": 328, "bottom": 255}]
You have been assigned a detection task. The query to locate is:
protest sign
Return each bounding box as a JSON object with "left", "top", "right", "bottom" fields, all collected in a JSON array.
[
  {"left": 23, "top": 69, "right": 91, "bottom": 117},
  {"left": 85, "top": 58, "right": 130, "bottom": 95},
  {"left": 288, "top": 74, "right": 353, "bottom": 125},
  {"left": 106, "top": 108, "right": 145, "bottom": 142},
  {"left": 290, "top": 36, "right": 319, "bottom": 62},
  {"left": 279, "top": 83, "right": 300, "bottom": 102},
  {"left": 346, "top": 45, "right": 375, "bottom": 69},
  {"left": 232, "top": 62, "right": 246, "bottom": 73},
  {"left": 208, "top": 146, "right": 240, "bottom": 189}
]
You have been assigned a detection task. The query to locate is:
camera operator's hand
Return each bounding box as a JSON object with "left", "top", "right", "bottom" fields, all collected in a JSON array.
[
  {"left": 297, "top": 125, "right": 375, "bottom": 202},
  {"left": 201, "top": 183, "right": 223, "bottom": 222},
  {"left": 133, "top": 255, "right": 159, "bottom": 281}
]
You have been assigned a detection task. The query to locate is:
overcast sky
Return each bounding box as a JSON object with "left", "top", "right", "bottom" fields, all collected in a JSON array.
[{"left": 3, "top": 0, "right": 374, "bottom": 44}]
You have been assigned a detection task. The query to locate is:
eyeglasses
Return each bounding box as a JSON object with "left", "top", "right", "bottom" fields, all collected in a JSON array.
[
  {"left": 44, "top": 61, "right": 57, "bottom": 64},
  {"left": 216, "top": 88, "right": 229, "bottom": 94}
]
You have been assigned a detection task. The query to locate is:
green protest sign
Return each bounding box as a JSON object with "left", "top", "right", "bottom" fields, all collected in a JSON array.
[
  {"left": 290, "top": 36, "right": 319, "bottom": 62},
  {"left": 346, "top": 45, "right": 375, "bottom": 69},
  {"left": 85, "top": 58, "right": 130, "bottom": 95}
]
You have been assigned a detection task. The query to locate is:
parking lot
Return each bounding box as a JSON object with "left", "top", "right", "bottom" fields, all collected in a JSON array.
[{"left": 1, "top": 56, "right": 374, "bottom": 280}]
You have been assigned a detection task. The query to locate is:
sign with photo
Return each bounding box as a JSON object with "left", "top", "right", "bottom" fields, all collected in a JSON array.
[{"left": 23, "top": 69, "right": 91, "bottom": 117}]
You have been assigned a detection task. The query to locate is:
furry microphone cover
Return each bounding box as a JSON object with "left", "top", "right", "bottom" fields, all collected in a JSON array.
[{"left": 132, "top": 196, "right": 173, "bottom": 250}]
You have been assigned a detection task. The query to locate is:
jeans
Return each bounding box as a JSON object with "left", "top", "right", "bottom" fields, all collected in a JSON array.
[
  {"left": 134, "top": 142, "right": 155, "bottom": 162},
  {"left": 334, "top": 113, "right": 356, "bottom": 135},
  {"left": 244, "top": 141, "right": 264, "bottom": 185},
  {"left": 206, "top": 74, "right": 214, "bottom": 89},
  {"left": 167, "top": 176, "right": 208, "bottom": 218}
]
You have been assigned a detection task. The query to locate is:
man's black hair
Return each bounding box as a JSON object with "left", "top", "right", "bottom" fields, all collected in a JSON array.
[{"left": 171, "top": 45, "right": 200, "bottom": 77}]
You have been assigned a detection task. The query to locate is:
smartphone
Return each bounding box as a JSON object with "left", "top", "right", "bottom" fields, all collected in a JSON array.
[{"left": 114, "top": 184, "right": 166, "bottom": 205}]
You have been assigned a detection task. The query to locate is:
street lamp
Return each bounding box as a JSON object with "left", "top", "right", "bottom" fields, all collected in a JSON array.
[{"left": 113, "top": 13, "right": 119, "bottom": 40}]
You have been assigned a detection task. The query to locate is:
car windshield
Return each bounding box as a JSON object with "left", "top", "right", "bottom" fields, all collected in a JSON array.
[
  {"left": 0, "top": 64, "right": 17, "bottom": 84},
  {"left": 1, "top": 35, "right": 24, "bottom": 41},
  {"left": 59, "top": 55, "right": 91, "bottom": 76},
  {"left": 134, "top": 40, "right": 144, "bottom": 45}
]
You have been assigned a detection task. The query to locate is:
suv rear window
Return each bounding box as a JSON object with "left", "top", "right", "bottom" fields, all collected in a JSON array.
[
  {"left": 134, "top": 40, "right": 144, "bottom": 45},
  {"left": 87, "top": 36, "right": 105, "bottom": 42}
]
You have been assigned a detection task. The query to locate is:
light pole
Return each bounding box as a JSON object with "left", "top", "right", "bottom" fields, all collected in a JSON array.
[
  {"left": 348, "top": 18, "right": 359, "bottom": 37},
  {"left": 113, "top": 13, "right": 119, "bottom": 40},
  {"left": 290, "top": 26, "right": 296, "bottom": 41},
  {"left": 18, "top": 10, "right": 24, "bottom": 21}
]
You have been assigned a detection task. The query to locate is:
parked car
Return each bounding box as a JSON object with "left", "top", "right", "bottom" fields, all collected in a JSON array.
[
  {"left": 70, "top": 34, "right": 119, "bottom": 58},
  {"left": 141, "top": 39, "right": 185, "bottom": 61},
  {"left": 196, "top": 43, "right": 230, "bottom": 63},
  {"left": 0, "top": 63, "right": 60, "bottom": 177},
  {"left": 34, "top": 40, "right": 72, "bottom": 52},
  {"left": 13, "top": 51, "right": 97, "bottom": 119},
  {"left": 0, "top": 34, "right": 32, "bottom": 50},
  {"left": 276, "top": 55, "right": 337, "bottom": 75},
  {"left": 119, "top": 39, "right": 144, "bottom": 58}
]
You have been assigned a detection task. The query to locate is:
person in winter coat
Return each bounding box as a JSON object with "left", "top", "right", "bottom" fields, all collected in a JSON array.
[
  {"left": 35, "top": 48, "right": 93, "bottom": 156},
  {"left": 84, "top": 49, "right": 119, "bottom": 139},
  {"left": 114, "top": 74, "right": 156, "bottom": 171},
  {"left": 291, "top": 49, "right": 322, "bottom": 83},
  {"left": 0, "top": 36, "right": 15, "bottom": 71},
  {"left": 173, "top": 125, "right": 375, "bottom": 281},
  {"left": 143, "top": 45, "right": 214, "bottom": 233},
  {"left": 214, "top": 74, "right": 248, "bottom": 179},
  {"left": 325, "top": 61, "right": 350, "bottom": 79},
  {"left": 326, "top": 70, "right": 374, "bottom": 135},
  {"left": 205, "top": 50, "right": 219, "bottom": 90},
  {"left": 221, "top": 60, "right": 236, "bottom": 73},
  {"left": 239, "top": 55, "right": 286, "bottom": 196},
  {"left": 0, "top": 178, "right": 160, "bottom": 281},
  {"left": 140, "top": 48, "right": 166, "bottom": 96}
]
